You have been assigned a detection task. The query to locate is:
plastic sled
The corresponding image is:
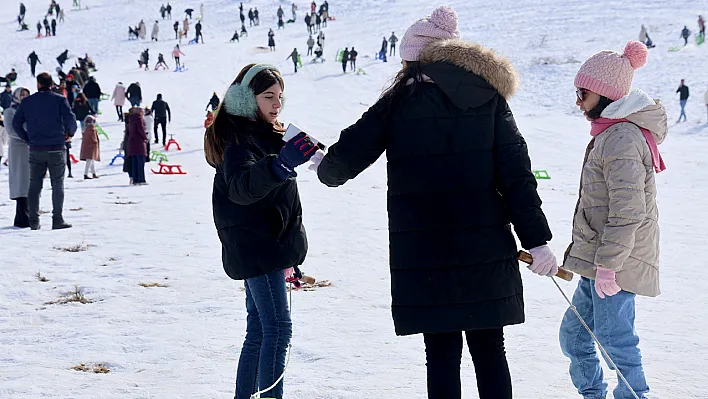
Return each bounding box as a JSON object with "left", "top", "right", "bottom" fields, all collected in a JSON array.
[
  {"left": 69, "top": 154, "right": 79, "bottom": 164},
  {"left": 152, "top": 163, "right": 186, "bottom": 175},
  {"left": 150, "top": 150, "right": 169, "bottom": 163},
  {"left": 96, "top": 124, "right": 109, "bottom": 140},
  {"left": 668, "top": 46, "right": 682, "bottom": 52},
  {"left": 109, "top": 152, "right": 124, "bottom": 165},
  {"left": 335, "top": 49, "right": 343, "bottom": 62},
  {"left": 533, "top": 169, "right": 551, "bottom": 179},
  {"left": 100, "top": 93, "right": 109, "bottom": 100},
  {"left": 164, "top": 137, "right": 182, "bottom": 151},
  {"left": 356, "top": 68, "right": 366, "bottom": 75}
]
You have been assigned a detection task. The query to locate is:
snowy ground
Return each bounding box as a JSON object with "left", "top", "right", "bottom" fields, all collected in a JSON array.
[{"left": 1, "top": 0, "right": 707, "bottom": 398}]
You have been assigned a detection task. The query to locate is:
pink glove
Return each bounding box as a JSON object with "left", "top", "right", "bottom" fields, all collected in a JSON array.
[
  {"left": 594, "top": 266, "right": 621, "bottom": 298},
  {"left": 284, "top": 267, "right": 295, "bottom": 279},
  {"left": 527, "top": 245, "right": 559, "bottom": 277}
]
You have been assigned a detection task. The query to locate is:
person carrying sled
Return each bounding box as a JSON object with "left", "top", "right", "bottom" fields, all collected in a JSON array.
[
  {"left": 204, "top": 63, "right": 318, "bottom": 399},
  {"left": 561, "top": 40, "right": 665, "bottom": 399},
  {"left": 314, "top": 6, "right": 557, "bottom": 399},
  {"left": 286, "top": 48, "right": 300, "bottom": 73},
  {"left": 172, "top": 45, "right": 185, "bottom": 69},
  {"left": 155, "top": 53, "right": 169, "bottom": 70},
  {"left": 681, "top": 25, "right": 691, "bottom": 46}
]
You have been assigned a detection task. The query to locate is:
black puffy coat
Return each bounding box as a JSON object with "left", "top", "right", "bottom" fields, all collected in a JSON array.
[
  {"left": 318, "top": 39, "right": 552, "bottom": 336},
  {"left": 82, "top": 80, "right": 102, "bottom": 100},
  {"left": 211, "top": 117, "right": 308, "bottom": 280}
]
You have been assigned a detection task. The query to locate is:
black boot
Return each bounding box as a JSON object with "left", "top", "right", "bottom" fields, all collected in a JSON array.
[
  {"left": 84, "top": 175, "right": 92, "bottom": 179},
  {"left": 52, "top": 218, "right": 72, "bottom": 230},
  {"left": 29, "top": 220, "right": 41, "bottom": 230},
  {"left": 13, "top": 198, "right": 30, "bottom": 228}
]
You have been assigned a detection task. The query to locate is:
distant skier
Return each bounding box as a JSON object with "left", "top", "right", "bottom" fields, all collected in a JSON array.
[
  {"left": 341, "top": 47, "right": 350, "bottom": 73},
  {"left": 195, "top": 20, "right": 204, "bottom": 43},
  {"left": 681, "top": 25, "right": 691, "bottom": 46},
  {"left": 172, "top": 45, "right": 185, "bottom": 69},
  {"left": 349, "top": 47, "right": 357, "bottom": 71},
  {"left": 173, "top": 21, "right": 179, "bottom": 39},
  {"left": 268, "top": 29, "right": 276, "bottom": 51},
  {"left": 155, "top": 53, "right": 169, "bottom": 70},
  {"left": 307, "top": 34, "right": 315, "bottom": 55},
  {"left": 389, "top": 32, "right": 398, "bottom": 56},
  {"left": 185, "top": 8, "right": 194, "bottom": 19},
  {"left": 151, "top": 21, "right": 159, "bottom": 41},
  {"left": 56, "top": 49, "right": 69, "bottom": 68},
  {"left": 286, "top": 48, "right": 300, "bottom": 73},
  {"left": 205, "top": 92, "right": 219, "bottom": 111},
  {"left": 677, "top": 79, "right": 689, "bottom": 122}
]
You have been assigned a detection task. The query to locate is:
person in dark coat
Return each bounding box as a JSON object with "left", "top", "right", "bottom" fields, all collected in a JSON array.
[
  {"left": 315, "top": 7, "right": 557, "bottom": 399},
  {"left": 286, "top": 48, "right": 300, "bottom": 72},
  {"left": 676, "top": 78, "right": 689, "bottom": 122},
  {"left": 56, "top": 49, "right": 69, "bottom": 68},
  {"left": 150, "top": 93, "right": 171, "bottom": 145},
  {"left": 51, "top": 18, "right": 57, "bottom": 36},
  {"left": 166, "top": 3, "right": 172, "bottom": 19},
  {"left": 341, "top": 47, "right": 349, "bottom": 73},
  {"left": 204, "top": 64, "right": 316, "bottom": 399},
  {"left": 205, "top": 92, "right": 219, "bottom": 111},
  {"left": 173, "top": 21, "right": 179, "bottom": 39},
  {"left": 380, "top": 37, "right": 388, "bottom": 62},
  {"left": 13, "top": 73, "right": 77, "bottom": 230},
  {"left": 195, "top": 21, "right": 203, "bottom": 43},
  {"left": 71, "top": 93, "right": 95, "bottom": 131},
  {"left": 43, "top": 17, "right": 50, "bottom": 36},
  {"left": 349, "top": 47, "right": 358, "bottom": 71},
  {"left": 248, "top": 8, "right": 254, "bottom": 26},
  {"left": 268, "top": 29, "right": 275, "bottom": 51},
  {"left": 126, "top": 82, "right": 142, "bottom": 107},
  {"left": 304, "top": 13, "right": 311, "bottom": 33},
  {"left": 253, "top": 8, "right": 259, "bottom": 25},
  {"left": 82, "top": 77, "right": 102, "bottom": 114},
  {"left": 185, "top": 8, "right": 194, "bottom": 19},
  {"left": 27, "top": 51, "right": 41, "bottom": 77},
  {"left": 0, "top": 85, "right": 13, "bottom": 110},
  {"left": 681, "top": 25, "right": 691, "bottom": 46},
  {"left": 126, "top": 107, "right": 148, "bottom": 184}
]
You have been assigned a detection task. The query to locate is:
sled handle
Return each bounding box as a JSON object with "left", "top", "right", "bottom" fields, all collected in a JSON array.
[{"left": 518, "top": 251, "right": 574, "bottom": 281}]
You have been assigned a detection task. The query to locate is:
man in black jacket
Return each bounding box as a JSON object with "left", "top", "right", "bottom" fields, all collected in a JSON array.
[
  {"left": 151, "top": 93, "right": 171, "bottom": 145},
  {"left": 82, "top": 76, "right": 102, "bottom": 113},
  {"left": 28, "top": 51, "right": 41, "bottom": 77},
  {"left": 195, "top": 20, "right": 203, "bottom": 43},
  {"left": 677, "top": 79, "right": 689, "bottom": 122},
  {"left": 126, "top": 82, "right": 142, "bottom": 107},
  {"left": 341, "top": 47, "right": 349, "bottom": 73},
  {"left": 13, "top": 73, "right": 77, "bottom": 230}
]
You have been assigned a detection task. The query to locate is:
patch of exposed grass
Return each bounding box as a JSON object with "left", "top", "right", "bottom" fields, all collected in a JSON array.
[
  {"left": 114, "top": 201, "right": 137, "bottom": 205},
  {"left": 138, "top": 282, "right": 169, "bottom": 288},
  {"left": 72, "top": 363, "right": 110, "bottom": 374},
  {"left": 69, "top": 207, "right": 83, "bottom": 212},
  {"left": 55, "top": 242, "right": 90, "bottom": 252},
  {"left": 35, "top": 272, "right": 49, "bottom": 282},
  {"left": 45, "top": 285, "right": 93, "bottom": 305}
]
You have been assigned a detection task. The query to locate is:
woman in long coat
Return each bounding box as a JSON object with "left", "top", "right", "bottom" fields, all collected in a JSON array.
[
  {"left": 79, "top": 114, "right": 100, "bottom": 179},
  {"left": 3, "top": 87, "right": 31, "bottom": 227}
]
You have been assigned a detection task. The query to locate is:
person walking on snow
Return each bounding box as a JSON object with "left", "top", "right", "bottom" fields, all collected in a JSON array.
[
  {"left": 58, "top": 9, "right": 64, "bottom": 23},
  {"left": 126, "top": 107, "right": 148, "bottom": 185},
  {"left": 315, "top": 7, "right": 557, "bottom": 398},
  {"left": 56, "top": 49, "right": 69, "bottom": 68},
  {"left": 307, "top": 35, "right": 315, "bottom": 55},
  {"left": 200, "top": 3, "right": 204, "bottom": 20},
  {"left": 317, "top": 30, "right": 325, "bottom": 51},
  {"left": 380, "top": 36, "right": 388, "bottom": 62},
  {"left": 204, "top": 63, "right": 316, "bottom": 399},
  {"left": 172, "top": 45, "right": 185, "bottom": 69},
  {"left": 51, "top": 18, "right": 57, "bottom": 36},
  {"left": 562, "top": 40, "right": 665, "bottom": 399},
  {"left": 150, "top": 94, "right": 171, "bottom": 145},
  {"left": 676, "top": 79, "right": 689, "bottom": 122},
  {"left": 155, "top": 53, "right": 169, "bottom": 70},
  {"left": 111, "top": 82, "right": 126, "bottom": 121},
  {"left": 4, "top": 87, "right": 32, "bottom": 228},
  {"left": 43, "top": 17, "right": 51, "bottom": 37},
  {"left": 13, "top": 73, "right": 77, "bottom": 230},
  {"left": 268, "top": 29, "right": 276, "bottom": 51},
  {"left": 182, "top": 17, "right": 189, "bottom": 36},
  {"left": 82, "top": 76, "right": 102, "bottom": 114},
  {"left": 389, "top": 32, "right": 398, "bottom": 56},
  {"left": 699, "top": 15, "right": 705, "bottom": 37},
  {"left": 349, "top": 47, "right": 358, "bottom": 71},
  {"left": 79, "top": 115, "right": 100, "bottom": 179},
  {"left": 292, "top": 2, "right": 297, "bottom": 20},
  {"left": 240, "top": 9, "right": 245, "bottom": 26},
  {"left": 126, "top": 82, "right": 142, "bottom": 107},
  {"left": 304, "top": 13, "right": 312, "bottom": 34},
  {"left": 254, "top": 8, "right": 259, "bottom": 25},
  {"left": 195, "top": 20, "right": 204, "bottom": 43},
  {"left": 138, "top": 19, "right": 147, "bottom": 39},
  {"left": 36, "top": 21, "right": 42, "bottom": 37},
  {"left": 681, "top": 25, "right": 691, "bottom": 46},
  {"left": 248, "top": 8, "right": 254, "bottom": 26},
  {"left": 173, "top": 21, "right": 179, "bottom": 39},
  {"left": 341, "top": 47, "right": 349, "bottom": 73},
  {"left": 286, "top": 48, "right": 300, "bottom": 73},
  {"left": 277, "top": 6, "right": 284, "bottom": 21},
  {"left": 166, "top": 3, "right": 172, "bottom": 19},
  {"left": 151, "top": 20, "right": 159, "bottom": 41}
]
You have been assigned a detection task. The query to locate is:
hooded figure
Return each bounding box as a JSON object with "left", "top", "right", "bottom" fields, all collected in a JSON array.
[
  {"left": 112, "top": 82, "right": 126, "bottom": 121},
  {"left": 138, "top": 20, "right": 147, "bottom": 39},
  {"left": 80, "top": 114, "right": 100, "bottom": 179}
]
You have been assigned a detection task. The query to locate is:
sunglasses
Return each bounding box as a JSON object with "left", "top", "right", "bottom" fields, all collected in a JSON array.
[{"left": 576, "top": 88, "right": 589, "bottom": 101}]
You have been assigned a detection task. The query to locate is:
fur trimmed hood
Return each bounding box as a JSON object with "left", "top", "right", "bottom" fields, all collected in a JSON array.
[{"left": 419, "top": 39, "right": 519, "bottom": 99}]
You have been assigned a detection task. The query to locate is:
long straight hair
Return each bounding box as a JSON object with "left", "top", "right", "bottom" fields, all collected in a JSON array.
[
  {"left": 379, "top": 61, "right": 424, "bottom": 118},
  {"left": 204, "top": 64, "right": 285, "bottom": 167}
]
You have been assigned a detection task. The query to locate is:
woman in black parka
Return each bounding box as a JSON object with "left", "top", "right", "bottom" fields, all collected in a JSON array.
[
  {"left": 204, "top": 63, "right": 317, "bottom": 399},
  {"left": 316, "top": 6, "right": 559, "bottom": 399}
]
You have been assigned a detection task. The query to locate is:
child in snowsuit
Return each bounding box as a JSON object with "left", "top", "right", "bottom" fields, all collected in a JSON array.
[{"left": 561, "top": 41, "right": 665, "bottom": 399}]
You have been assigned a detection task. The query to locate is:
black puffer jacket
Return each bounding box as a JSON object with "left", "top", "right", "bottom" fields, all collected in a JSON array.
[
  {"left": 318, "top": 39, "right": 552, "bottom": 336},
  {"left": 212, "top": 117, "right": 308, "bottom": 280}
]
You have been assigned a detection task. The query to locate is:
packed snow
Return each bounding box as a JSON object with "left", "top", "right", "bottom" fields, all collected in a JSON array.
[{"left": 1, "top": 0, "right": 707, "bottom": 397}]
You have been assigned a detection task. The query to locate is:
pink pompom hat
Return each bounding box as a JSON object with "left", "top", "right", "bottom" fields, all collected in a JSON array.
[
  {"left": 400, "top": 5, "right": 460, "bottom": 62},
  {"left": 574, "top": 41, "right": 649, "bottom": 101}
]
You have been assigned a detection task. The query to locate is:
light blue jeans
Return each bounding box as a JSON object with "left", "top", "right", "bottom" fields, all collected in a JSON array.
[
  {"left": 560, "top": 277, "right": 649, "bottom": 399},
  {"left": 679, "top": 99, "right": 687, "bottom": 121}
]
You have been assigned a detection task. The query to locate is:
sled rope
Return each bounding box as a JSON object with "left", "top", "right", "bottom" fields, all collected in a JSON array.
[
  {"left": 250, "top": 281, "right": 294, "bottom": 399},
  {"left": 551, "top": 277, "right": 640, "bottom": 399}
]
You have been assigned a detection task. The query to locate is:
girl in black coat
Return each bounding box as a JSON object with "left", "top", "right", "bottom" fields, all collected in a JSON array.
[
  {"left": 204, "top": 64, "right": 317, "bottom": 399},
  {"left": 315, "top": 6, "right": 558, "bottom": 399}
]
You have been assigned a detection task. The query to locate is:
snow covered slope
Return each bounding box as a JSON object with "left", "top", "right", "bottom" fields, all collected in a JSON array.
[{"left": 1, "top": 0, "right": 706, "bottom": 398}]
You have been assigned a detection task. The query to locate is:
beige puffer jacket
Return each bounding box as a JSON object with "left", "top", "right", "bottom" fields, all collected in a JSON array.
[{"left": 564, "top": 89, "right": 668, "bottom": 297}]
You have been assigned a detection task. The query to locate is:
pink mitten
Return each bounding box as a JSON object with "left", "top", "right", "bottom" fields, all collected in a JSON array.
[
  {"left": 594, "top": 266, "right": 621, "bottom": 298},
  {"left": 528, "top": 245, "right": 559, "bottom": 277},
  {"left": 284, "top": 267, "right": 295, "bottom": 279}
]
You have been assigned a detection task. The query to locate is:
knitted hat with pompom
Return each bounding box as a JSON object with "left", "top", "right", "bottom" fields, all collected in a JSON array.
[
  {"left": 399, "top": 5, "right": 460, "bottom": 62},
  {"left": 574, "top": 41, "right": 648, "bottom": 101}
]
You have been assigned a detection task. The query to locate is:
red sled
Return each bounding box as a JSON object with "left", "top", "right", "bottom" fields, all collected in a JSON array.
[
  {"left": 151, "top": 163, "right": 186, "bottom": 175},
  {"left": 327, "top": 16, "right": 336, "bottom": 20},
  {"left": 164, "top": 138, "right": 182, "bottom": 151}
]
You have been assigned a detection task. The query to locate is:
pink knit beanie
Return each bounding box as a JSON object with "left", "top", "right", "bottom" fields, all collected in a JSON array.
[
  {"left": 574, "top": 41, "right": 648, "bottom": 101},
  {"left": 400, "top": 6, "right": 460, "bottom": 62}
]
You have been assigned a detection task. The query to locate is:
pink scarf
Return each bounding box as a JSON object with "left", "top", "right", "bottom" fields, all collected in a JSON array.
[{"left": 590, "top": 117, "right": 666, "bottom": 173}]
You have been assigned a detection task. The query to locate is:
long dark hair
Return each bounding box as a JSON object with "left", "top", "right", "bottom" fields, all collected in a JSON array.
[
  {"left": 586, "top": 96, "right": 614, "bottom": 120},
  {"left": 378, "top": 61, "right": 424, "bottom": 119},
  {"left": 204, "top": 64, "right": 285, "bottom": 167}
]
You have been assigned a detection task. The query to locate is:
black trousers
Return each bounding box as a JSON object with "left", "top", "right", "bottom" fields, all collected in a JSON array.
[
  {"left": 116, "top": 105, "right": 123, "bottom": 121},
  {"left": 14, "top": 197, "right": 30, "bottom": 228},
  {"left": 423, "top": 329, "right": 512, "bottom": 399},
  {"left": 65, "top": 147, "right": 72, "bottom": 175},
  {"left": 341, "top": 61, "right": 347, "bottom": 73},
  {"left": 155, "top": 117, "right": 167, "bottom": 144},
  {"left": 307, "top": 46, "right": 313, "bottom": 55},
  {"left": 390, "top": 44, "right": 396, "bottom": 56},
  {"left": 350, "top": 59, "right": 356, "bottom": 71}
]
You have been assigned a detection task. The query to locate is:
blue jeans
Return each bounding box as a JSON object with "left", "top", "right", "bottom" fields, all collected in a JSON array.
[
  {"left": 679, "top": 99, "right": 687, "bottom": 121},
  {"left": 560, "top": 277, "right": 649, "bottom": 399},
  {"left": 87, "top": 98, "right": 99, "bottom": 114},
  {"left": 235, "top": 270, "right": 292, "bottom": 399}
]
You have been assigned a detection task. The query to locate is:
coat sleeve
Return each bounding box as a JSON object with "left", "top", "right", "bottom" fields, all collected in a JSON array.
[
  {"left": 593, "top": 130, "right": 647, "bottom": 271},
  {"left": 317, "top": 100, "right": 387, "bottom": 187},
  {"left": 223, "top": 143, "right": 288, "bottom": 205},
  {"left": 12, "top": 103, "right": 28, "bottom": 142},
  {"left": 62, "top": 98, "right": 78, "bottom": 137},
  {"left": 166, "top": 103, "right": 171, "bottom": 120},
  {"left": 493, "top": 97, "right": 552, "bottom": 250}
]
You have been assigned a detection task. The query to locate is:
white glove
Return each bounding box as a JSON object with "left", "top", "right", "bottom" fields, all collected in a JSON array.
[
  {"left": 308, "top": 150, "right": 324, "bottom": 172},
  {"left": 527, "top": 245, "right": 559, "bottom": 277}
]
